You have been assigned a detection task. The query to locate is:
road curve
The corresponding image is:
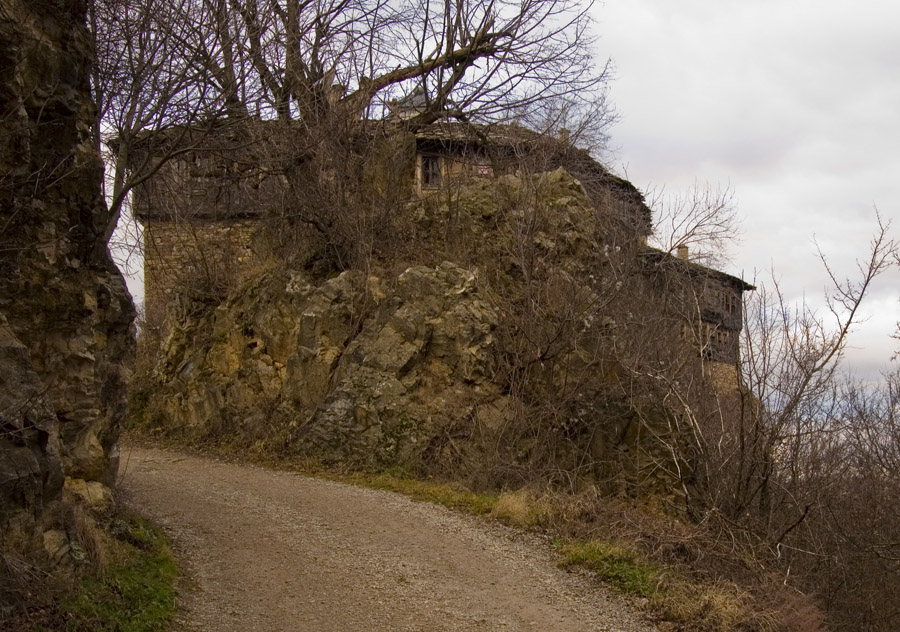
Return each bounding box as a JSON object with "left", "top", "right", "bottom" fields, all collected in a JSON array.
[{"left": 118, "top": 447, "right": 657, "bottom": 632}]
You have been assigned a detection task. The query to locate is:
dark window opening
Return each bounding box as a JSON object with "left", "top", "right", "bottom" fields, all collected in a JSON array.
[{"left": 422, "top": 155, "right": 441, "bottom": 188}]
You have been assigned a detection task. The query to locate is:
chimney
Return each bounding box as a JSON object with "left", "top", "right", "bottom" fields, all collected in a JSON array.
[{"left": 676, "top": 244, "right": 689, "bottom": 261}]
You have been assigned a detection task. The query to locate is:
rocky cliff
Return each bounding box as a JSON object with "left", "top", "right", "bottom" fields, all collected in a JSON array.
[
  {"left": 142, "top": 262, "right": 504, "bottom": 467},
  {"left": 0, "top": 0, "right": 134, "bottom": 565},
  {"left": 134, "top": 169, "right": 681, "bottom": 489}
]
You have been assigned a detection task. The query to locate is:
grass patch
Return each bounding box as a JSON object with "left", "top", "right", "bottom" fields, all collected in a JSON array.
[
  {"left": 55, "top": 514, "right": 177, "bottom": 632},
  {"left": 339, "top": 470, "right": 499, "bottom": 516},
  {"left": 556, "top": 539, "right": 660, "bottom": 599}
]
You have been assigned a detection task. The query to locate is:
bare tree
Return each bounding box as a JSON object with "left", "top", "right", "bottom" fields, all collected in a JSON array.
[
  {"left": 647, "top": 181, "right": 741, "bottom": 267},
  {"left": 91, "top": 0, "right": 615, "bottom": 240},
  {"left": 631, "top": 216, "right": 894, "bottom": 524},
  {"left": 628, "top": 214, "right": 899, "bottom": 629},
  {"left": 92, "top": 0, "right": 230, "bottom": 245},
  {"left": 807, "top": 371, "right": 900, "bottom": 630},
  {"left": 193, "top": 0, "right": 612, "bottom": 125}
]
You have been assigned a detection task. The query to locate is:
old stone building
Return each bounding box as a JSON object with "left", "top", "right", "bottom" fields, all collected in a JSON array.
[
  {"left": 133, "top": 122, "right": 648, "bottom": 291},
  {"left": 639, "top": 246, "right": 753, "bottom": 365},
  {"left": 130, "top": 118, "right": 750, "bottom": 366}
]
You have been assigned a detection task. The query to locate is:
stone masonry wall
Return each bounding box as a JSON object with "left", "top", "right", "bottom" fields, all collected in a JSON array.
[{"left": 143, "top": 219, "right": 258, "bottom": 320}]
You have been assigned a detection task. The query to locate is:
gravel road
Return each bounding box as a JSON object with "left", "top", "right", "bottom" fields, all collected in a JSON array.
[{"left": 118, "top": 447, "right": 658, "bottom": 632}]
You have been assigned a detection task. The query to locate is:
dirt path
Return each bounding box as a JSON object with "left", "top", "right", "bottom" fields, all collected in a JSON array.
[{"left": 118, "top": 447, "right": 657, "bottom": 632}]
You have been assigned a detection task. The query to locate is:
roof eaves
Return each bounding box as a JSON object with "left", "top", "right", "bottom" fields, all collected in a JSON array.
[{"left": 639, "top": 247, "right": 755, "bottom": 291}]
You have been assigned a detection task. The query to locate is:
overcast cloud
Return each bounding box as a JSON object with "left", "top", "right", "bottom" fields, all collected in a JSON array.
[{"left": 597, "top": 0, "right": 900, "bottom": 378}]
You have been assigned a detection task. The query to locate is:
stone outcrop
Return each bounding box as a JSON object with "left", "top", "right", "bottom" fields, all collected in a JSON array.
[
  {"left": 0, "top": 316, "right": 64, "bottom": 536},
  {"left": 141, "top": 262, "right": 507, "bottom": 470},
  {"left": 0, "top": 0, "right": 134, "bottom": 555},
  {"left": 136, "top": 166, "right": 725, "bottom": 496},
  {"left": 134, "top": 169, "right": 673, "bottom": 484}
]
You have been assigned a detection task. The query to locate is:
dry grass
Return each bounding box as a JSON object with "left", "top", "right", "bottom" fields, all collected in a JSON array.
[
  {"left": 0, "top": 539, "right": 58, "bottom": 625},
  {"left": 490, "top": 489, "right": 554, "bottom": 527},
  {"left": 654, "top": 579, "right": 777, "bottom": 631},
  {"left": 68, "top": 503, "right": 109, "bottom": 571}
]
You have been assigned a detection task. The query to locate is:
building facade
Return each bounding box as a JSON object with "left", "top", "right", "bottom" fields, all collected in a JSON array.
[{"left": 131, "top": 119, "right": 752, "bottom": 365}]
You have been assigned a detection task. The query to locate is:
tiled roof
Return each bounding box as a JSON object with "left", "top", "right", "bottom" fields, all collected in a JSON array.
[
  {"left": 412, "top": 121, "right": 543, "bottom": 145},
  {"left": 639, "top": 246, "right": 755, "bottom": 292}
]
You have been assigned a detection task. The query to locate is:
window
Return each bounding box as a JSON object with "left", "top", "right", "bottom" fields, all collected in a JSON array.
[
  {"left": 722, "top": 292, "right": 738, "bottom": 315},
  {"left": 421, "top": 155, "right": 441, "bottom": 189},
  {"left": 717, "top": 329, "right": 729, "bottom": 349}
]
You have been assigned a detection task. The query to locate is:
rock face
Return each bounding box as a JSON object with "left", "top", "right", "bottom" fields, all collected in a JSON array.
[
  {"left": 0, "top": 0, "right": 134, "bottom": 544},
  {"left": 143, "top": 262, "right": 506, "bottom": 470},
  {"left": 135, "top": 169, "right": 674, "bottom": 485},
  {"left": 0, "top": 316, "right": 64, "bottom": 536}
]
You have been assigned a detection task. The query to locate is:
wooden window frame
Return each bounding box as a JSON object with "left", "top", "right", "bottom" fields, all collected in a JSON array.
[{"left": 421, "top": 155, "right": 441, "bottom": 189}]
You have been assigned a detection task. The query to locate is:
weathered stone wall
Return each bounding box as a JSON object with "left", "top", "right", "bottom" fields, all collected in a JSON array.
[
  {"left": 0, "top": 0, "right": 134, "bottom": 548},
  {"left": 143, "top": 219, "right": 258, "bottom": 320}
]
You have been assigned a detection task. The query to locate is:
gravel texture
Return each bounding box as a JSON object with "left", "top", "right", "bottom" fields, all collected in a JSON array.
[{"left": 119, "top": 447, "right": 659, "bottom": 632}]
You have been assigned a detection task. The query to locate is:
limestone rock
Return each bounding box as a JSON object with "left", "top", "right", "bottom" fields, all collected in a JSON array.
[
  {"left": 64, "top": 477, "right": 114, "bottom": 511},
  {"left": 0, "top": 0, "right": 134, "bottom": 563},
  {"left": 0, "top": 317, "right": 64, "bottom": 529},
  {"left": 0, "top": 0, "right": 134, "bottom": 492},
  {"left": 139, "top": 262, "right": 507, "bottom": 470}
]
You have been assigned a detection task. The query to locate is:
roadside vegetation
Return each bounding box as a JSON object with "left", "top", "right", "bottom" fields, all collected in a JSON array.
[
  {"left": 2, "top": 508, "right": 177, "bottom": 632},
  {"left": 336, "top": 471, "right": 825, "bottom": 632},
  {"left": 125, "top": 431, "right": 823, "bottom": 632}
]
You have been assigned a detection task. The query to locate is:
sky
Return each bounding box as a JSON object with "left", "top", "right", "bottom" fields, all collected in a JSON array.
[{"left": 595, "top": 0, "right": 900, "bottom": 378}]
